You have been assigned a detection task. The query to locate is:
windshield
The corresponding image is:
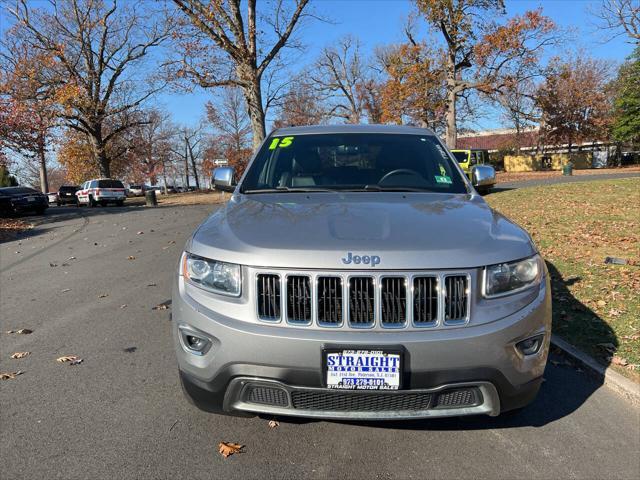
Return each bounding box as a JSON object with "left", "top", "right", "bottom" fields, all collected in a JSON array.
[
  {"left": 241, "top": 133, "right": 467, "bottom": 194},
  {"left": 452, "top": 151, "right": 469, "bottom": 163}
]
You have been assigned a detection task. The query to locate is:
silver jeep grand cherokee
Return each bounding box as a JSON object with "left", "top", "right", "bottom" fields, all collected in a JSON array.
[{"left": 173, "top": 125, "right": 551, "bottom": 420}]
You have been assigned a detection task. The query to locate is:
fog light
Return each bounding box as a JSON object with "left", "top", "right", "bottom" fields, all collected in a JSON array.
[
  {"left": 516, "top": 334, "right": 544, "bottom": 356},
  {"left": 179, "top": 326, "right": 212, "bottom": 355}
]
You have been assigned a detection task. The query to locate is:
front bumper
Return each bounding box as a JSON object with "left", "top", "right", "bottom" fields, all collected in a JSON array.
[{"left": 173, "top": 275, "right": 551, "bottom": 420}]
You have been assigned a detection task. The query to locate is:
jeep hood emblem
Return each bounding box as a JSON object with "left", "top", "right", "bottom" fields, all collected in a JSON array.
[{"left": 341, "top": 252, "right": 381, "bottom": 267}]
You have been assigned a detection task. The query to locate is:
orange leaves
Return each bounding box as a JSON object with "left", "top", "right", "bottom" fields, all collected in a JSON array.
[{"left": 218, "top": 442, "right": 244, "bottom": 458}]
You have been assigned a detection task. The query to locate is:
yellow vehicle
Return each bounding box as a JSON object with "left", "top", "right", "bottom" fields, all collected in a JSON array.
[
  {"left": 451, "top": 149, "right": 495, "bottom": 194},
  {"left": 451, "top": 149, "right": 492, "bottom": 174}
]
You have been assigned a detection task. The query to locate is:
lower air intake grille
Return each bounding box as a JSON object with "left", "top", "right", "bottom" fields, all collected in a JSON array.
[
  {"left": 444, "top": 275, "right": 468, "bottom": 322},
  {"left": 287, "top": 276, "right": 311, "bottom": 322},
  {"left": 317, "top": 277, "right": 343, "bottom": 324},
  {"left": 257, "top": 274, "right": 281, "bottom": 320},
  {"left": 291, "top": 391, "right": 432, "bottom": 412},
  {"left": 349, "top": 277, "right": 375, "bottom": 325},
  {"left": 245, "top": 385, "right": 289, "bottom": 407},
  {"left": 434, "top": 388, "right": 480, "bottom": 408}
]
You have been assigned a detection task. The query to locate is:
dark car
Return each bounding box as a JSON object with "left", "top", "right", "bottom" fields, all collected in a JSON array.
[
  {"left": 0, "top": 187, "right": 48, "bottom": 216},
  {"left": 57, "top": 185, "right": 81, "bottom": 206}
]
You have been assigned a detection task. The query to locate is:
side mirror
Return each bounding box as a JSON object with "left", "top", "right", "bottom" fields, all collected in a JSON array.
[
  {"left": 471, "top": 165, "right": 496, "bottom": 188},
  {"left": 212, "top": 166, "right": 236, "bottom": 192}
]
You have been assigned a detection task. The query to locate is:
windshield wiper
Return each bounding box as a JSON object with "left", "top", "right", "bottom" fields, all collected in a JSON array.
[{"left": 242, "top": 186, "right": 340, "bottom": 194}]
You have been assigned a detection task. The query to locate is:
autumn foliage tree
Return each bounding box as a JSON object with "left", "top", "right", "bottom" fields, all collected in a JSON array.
[
  {"left": 414, "top": 0, "right": 557, "bottom": 147},
  {"left": 6, "top": 0, "right": 170, "bottom": 178},
  {"left": 272, "top": 78, "right": 328, "bottom": 128},
  {"left": 0, "top": 40, "right": 59, "bottom": 192},
  {"left": 536, "top": 56, "right": 613, "bottom": 152}
]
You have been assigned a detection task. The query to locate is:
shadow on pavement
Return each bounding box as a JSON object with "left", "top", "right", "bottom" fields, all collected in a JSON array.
[{"left": 273, "top": 262, "right": 614, "bottom": 431}]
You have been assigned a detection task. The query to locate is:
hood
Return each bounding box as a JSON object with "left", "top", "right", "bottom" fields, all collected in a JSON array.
[{"left": 189, "top": 192, "right": 535, "bottom": 270}]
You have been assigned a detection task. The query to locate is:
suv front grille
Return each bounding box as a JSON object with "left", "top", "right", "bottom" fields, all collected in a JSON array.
[
  {"left": 254, "top": 271, "right": 470, "bottom": 328},
  {"left": 291, "top": 390, "right": 433, "bottom": 412}
]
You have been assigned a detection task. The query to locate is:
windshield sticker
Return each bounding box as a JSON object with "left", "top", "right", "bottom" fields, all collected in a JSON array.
[
  {"left": 435, "top": 175, "right": 452, "bottom": 184},
  {"left": 268, "top": 136, "right": 294, "bottom": 150},
  {"left": 439, "top": 165, "right": 447, "bottom": 176}
]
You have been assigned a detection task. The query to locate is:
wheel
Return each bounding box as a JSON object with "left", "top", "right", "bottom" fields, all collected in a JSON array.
[
  {"left": 88, "top": 196, "right": 96, "bottom": 208},
  {"left": 100, "top": 200, "right": 107, "bottom": 207},
  {"left": 56, "top": 201, "right": 61, "bottom": 207},
  {"left": 116, "top": 200, "right": 124, "bottom": 207}
]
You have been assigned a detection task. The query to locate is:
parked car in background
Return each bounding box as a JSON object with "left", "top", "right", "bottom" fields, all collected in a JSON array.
[
  {"left": 47, "top": 192, "right": 58, "bottom": 204},
  {"left": 57, "top": 185, "right": 81, "bottom": 206},
  {"left": 127, "top": 184, "right": 146, "bottom": 197},
  {"left": 76, "top": 179, "right": 126, "bottom": 207},
  {"left": 0, "top": 186, "right": 48, "bottom": 216}
]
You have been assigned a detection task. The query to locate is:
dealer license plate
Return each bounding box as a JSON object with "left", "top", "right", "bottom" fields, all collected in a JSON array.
[{"left": 325, "top": 350, "right": 401, "bottom": 390}]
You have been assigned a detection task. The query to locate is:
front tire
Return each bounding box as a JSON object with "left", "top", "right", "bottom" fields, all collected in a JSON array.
[
  {"left": 116, "top": 200, "right": 124, "bottom": 207},
  {"left": 88, "top": 196, "right": 96, "bottom": 208}
]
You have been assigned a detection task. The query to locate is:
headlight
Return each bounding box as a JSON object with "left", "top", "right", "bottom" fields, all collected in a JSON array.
[
  {"left": 182, "top": 253, "right": 241, "bottom": 296},
  {"left": 483, "top": 255, "right": 542, "bottom": 298}
]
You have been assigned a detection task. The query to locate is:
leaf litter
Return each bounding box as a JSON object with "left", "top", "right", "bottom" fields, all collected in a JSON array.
[{"left": 10, "top": 352, "right": 30, "bottom": 359}]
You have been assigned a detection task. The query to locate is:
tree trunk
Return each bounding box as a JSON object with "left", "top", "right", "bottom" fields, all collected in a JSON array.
[
  {"left": 187, "top": 137, "right": 200, "bottom": 189},
  {"left": 183, "top": 137, "right": 190, "bottom": 188},
  {"left": 240, "top": 70, "right": 266, "bottom": 150},
  {"left": 90, "top": 128, "right": 110, "bottom": 177},
  {"left": 444, "top": 52, "right": 457, "bottom": 149},
  {"left": 37, "top": 132, "right": 49, "bottom": 193}
]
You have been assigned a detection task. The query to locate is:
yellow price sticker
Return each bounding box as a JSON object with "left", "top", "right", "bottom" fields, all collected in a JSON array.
[{"left": 268, "top": 136, "right": 294, "bottom": 150}]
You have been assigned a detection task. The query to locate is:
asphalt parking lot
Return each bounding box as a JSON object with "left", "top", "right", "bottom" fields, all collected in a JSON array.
[{"left": 1, "top": 203, "right": 639, "bottom": 479}]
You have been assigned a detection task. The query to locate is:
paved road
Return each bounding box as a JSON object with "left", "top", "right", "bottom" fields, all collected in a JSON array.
[
  {"left": 1, "top": 205, "right": 639, "bottom": 479},
  {"left": 494, "top": 171, "right": 640, "bottom": 191}
]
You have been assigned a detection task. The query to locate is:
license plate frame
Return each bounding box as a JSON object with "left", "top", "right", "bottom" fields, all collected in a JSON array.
[{"left": 323, "top": 348, "right": 403, "bottom": 391}]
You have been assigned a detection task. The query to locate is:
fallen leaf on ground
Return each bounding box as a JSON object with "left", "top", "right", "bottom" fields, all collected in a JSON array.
[
  {"left": 10, "top": 352, "right": 30, "bottom": 359},
  {"left": 120, "top": 304, "right": 127, "bottom": 309},
  {"left": 622, "top": 332, "right": 640, "bottom": 341},
  {"left": 268, "top": 420, "right": 279, "bottom": 428},
  {"left": 0, "top": 371, "right": 23, "bottom": 380},
  {"left": 137, "top": 231, "right": 144, "bottom": 235},
  {"left": 98, "top": 293, "right": 108, "bottom": 298},
  {"left": 596, "top": 300, "right": 606, "bottom": 307},
  {"left": 68, "top": 256, "right": 76, "bottom": 260},
  {"left": 612, "top": 356, "right": 629, "bottom": 366},
  {"left": 49, "top": 262, "right": 58, "bottom": 267},
  {"left": 152, "top": 303, "right": 170, "bottom": 310},
  {"left": 61, "top": 288, "right": 71, "bottom": 293},
  {"left": 6, "top": 329, "right": 33, "bottom": 335},
  {"left": 218, "top": 442, "right": 244, "bottom": 458},
  {"left": 147, "top": 283, "right": 157, "bottom": 287},
  {"left": 127, "top": 256, "right": 136, "bottom": 260},
  {"left": 69, "top": 358, "right": 84, "bottom": 366},
  {"left": 56, "top": 355, "right": 81, "bottom": 363}
]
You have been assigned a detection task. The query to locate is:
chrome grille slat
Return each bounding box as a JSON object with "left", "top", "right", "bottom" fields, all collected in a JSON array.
[
  {"left": 349, "top": 277, "right": 374, "bottom": 326},
  {"left": 445, "top": 275, "right": 468, "bottom": 322},
  {"left": 413, "top": 276, "right": 438, "bottom": 325},
  {"left": 318, "top": 276, "right": 343, "bottom": 324},
  {"left": 257, "top": 274, "right": 281, "bottom": 320},
  {"left": 287, "top": 275, "right": 311, "bottom": 323},
  {"left": 381, "top": 277, "right": 406, "bottom": 325}
]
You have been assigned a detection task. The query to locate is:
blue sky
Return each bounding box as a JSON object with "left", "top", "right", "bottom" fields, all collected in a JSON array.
[{"left": 159, "top": 0, "right": 636, "bottom": 130}]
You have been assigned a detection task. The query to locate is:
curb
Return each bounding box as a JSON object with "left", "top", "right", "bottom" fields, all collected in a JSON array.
[{"left": 551, "top": 334, "right": 640, "bottom": 407}]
